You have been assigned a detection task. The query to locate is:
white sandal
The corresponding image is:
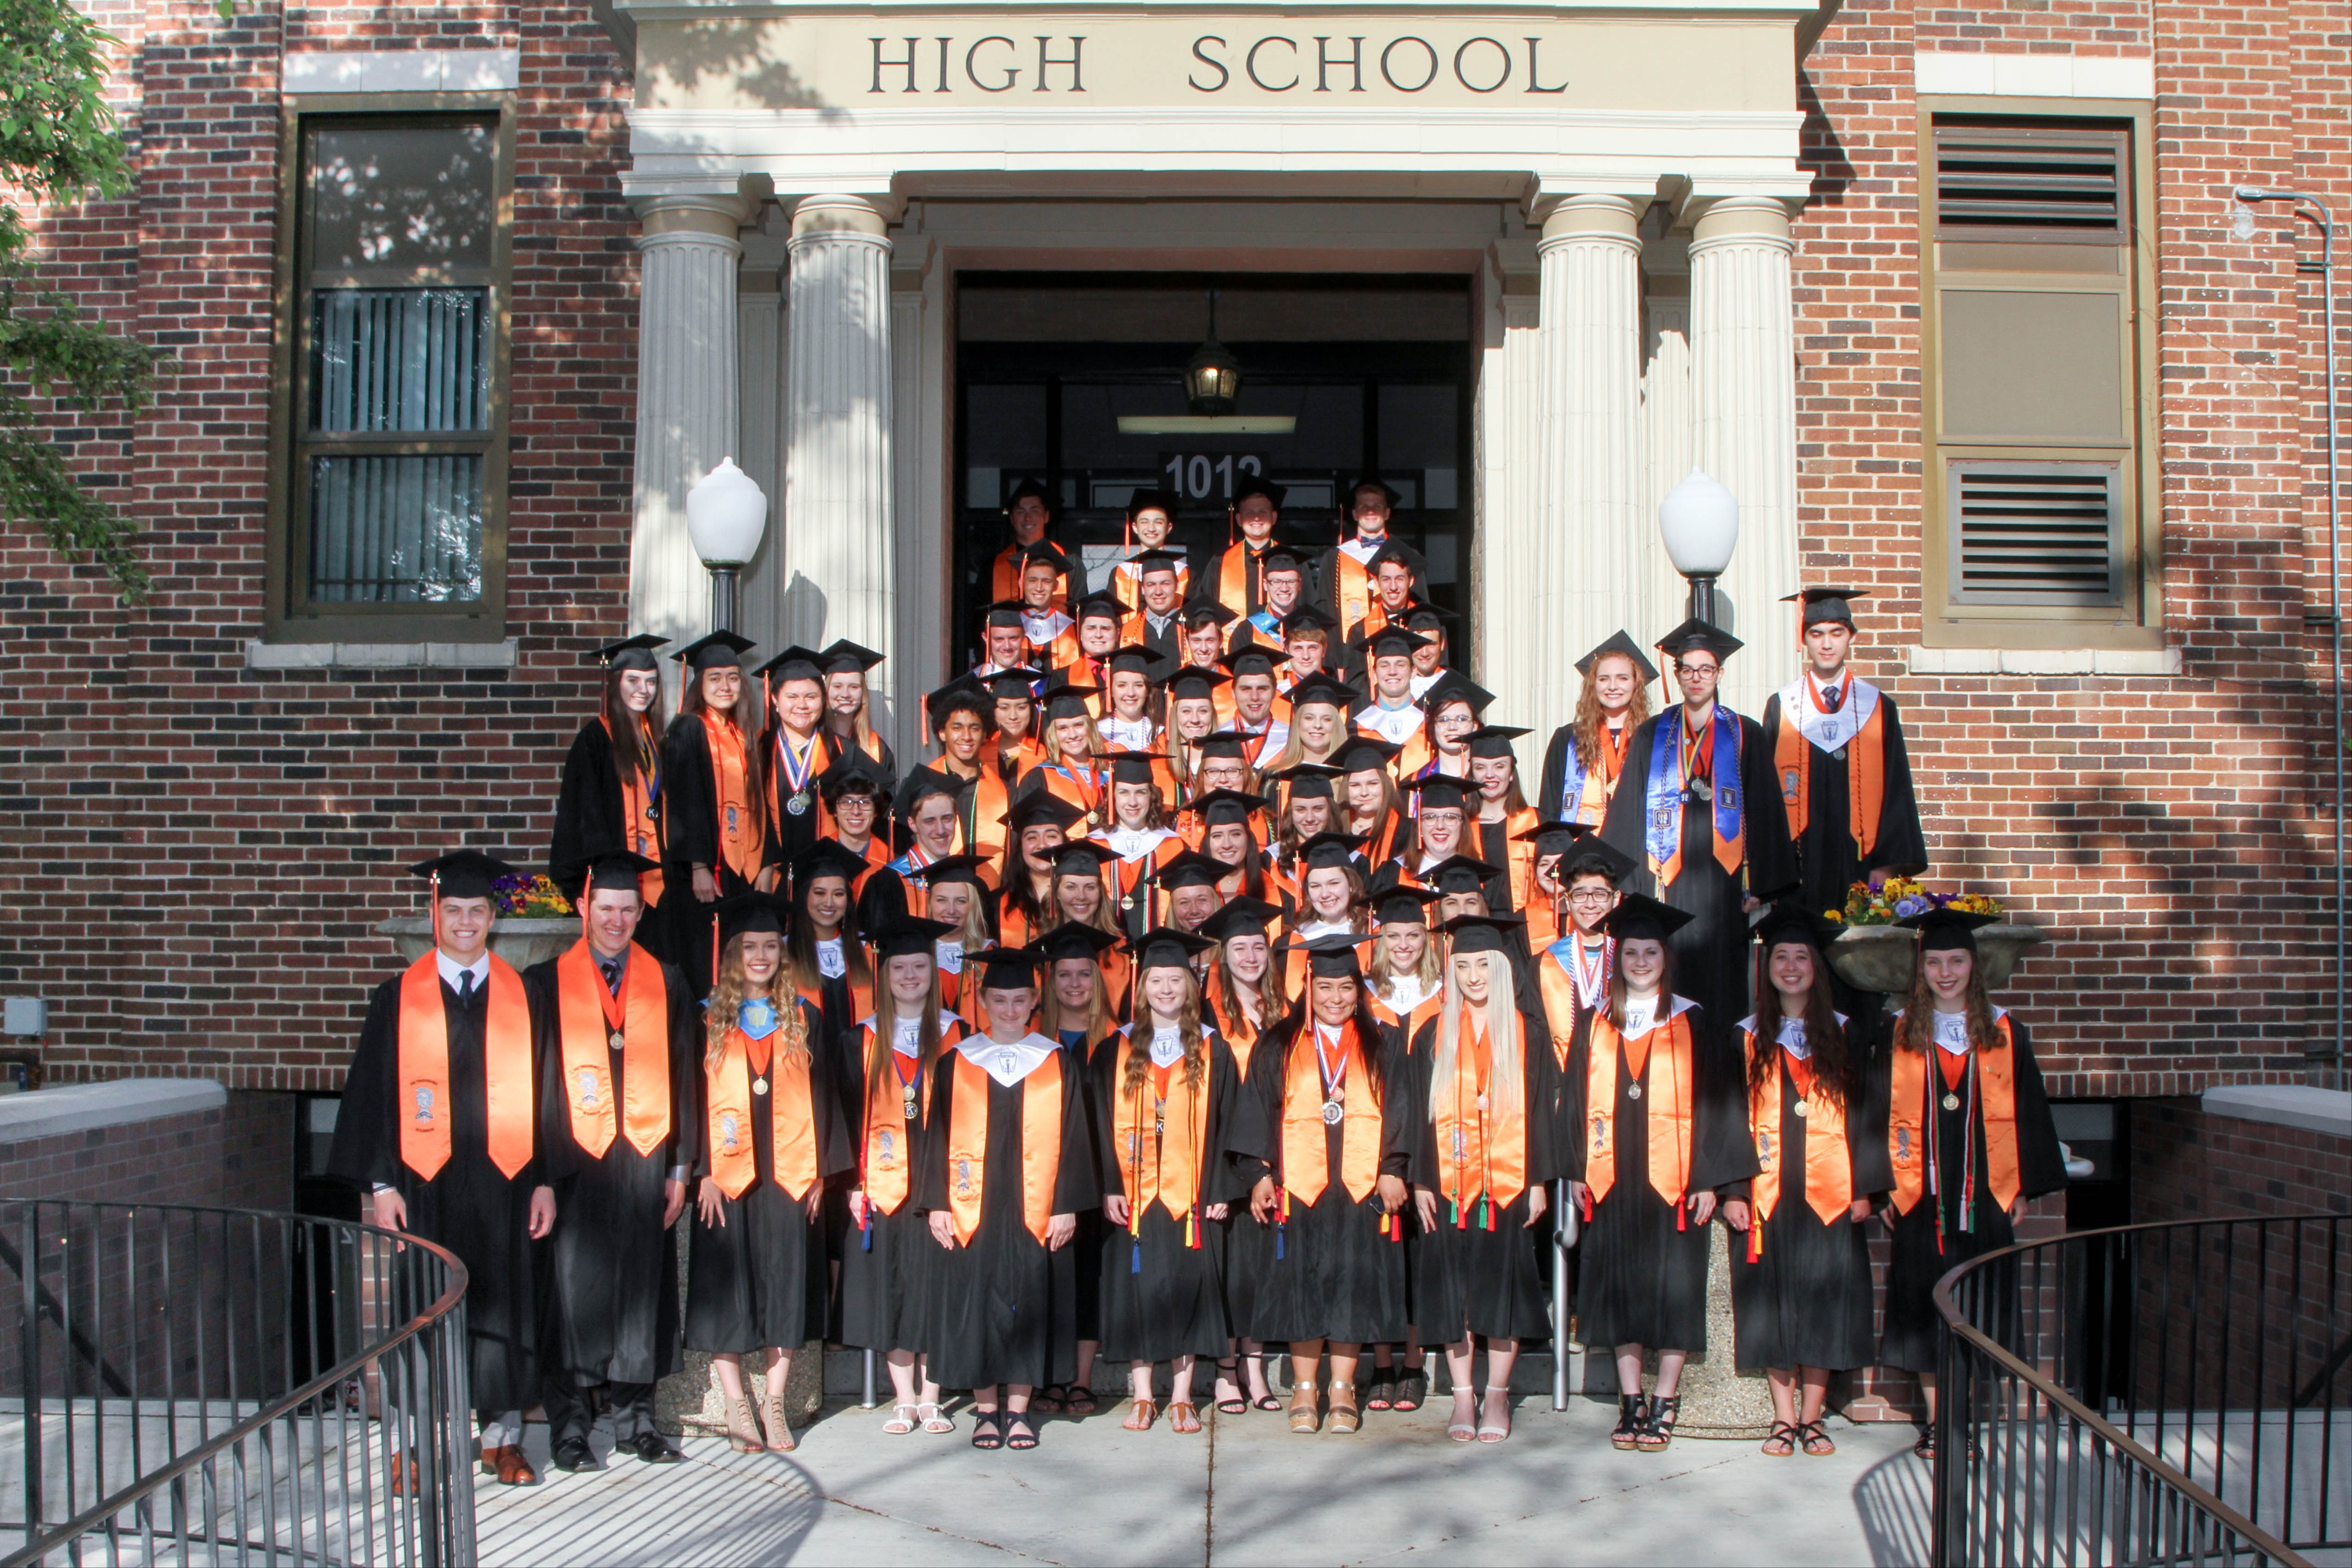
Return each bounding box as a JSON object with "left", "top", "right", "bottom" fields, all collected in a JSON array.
[
  {"left": 884, "top": 1403, "right": 918, "bottom": 1435},
  {"left": 918, "top": 1401, "right": 953, "bottom": 1434}
]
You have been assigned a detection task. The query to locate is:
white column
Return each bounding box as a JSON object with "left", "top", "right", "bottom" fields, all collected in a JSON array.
[
  {"left": 782, "top": 195, "right": 897, "bottom": 719},
  {"left": 1690, "top": 196, "right": 1800, "bottom": 716},
  {"left": 629, "top": 194, "right": 748, "bottom": 658},
  {"left": 1642, "top": 294, "right": 1696, "bottom": 651},
  {"left": 736, "top": 266, "right": 786, "bottom": 657},
  {"left": 888, "top": 232, "right": 948, "bottom": 763},
  {"left": 1528, "top": 195, "right": 1646, "bottom": 747}
]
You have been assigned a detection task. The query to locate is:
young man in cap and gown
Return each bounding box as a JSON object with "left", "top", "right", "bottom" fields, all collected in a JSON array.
[
  {"left": 988, "top": 478, "right": 1065, "bottom": 606},
  {"left": 755, "top": 644, "right": 837, "bottom": 878},
  {"left": 1319, "top": 478, "right": 1427, "bottom": 640},
  {"left": 1212, "top": 477, "right": 1288, "bottom": 622}
]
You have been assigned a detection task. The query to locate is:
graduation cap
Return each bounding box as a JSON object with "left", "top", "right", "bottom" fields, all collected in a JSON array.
[
  {"left": 410, "top": 849, "right": 518, "bottom": 901},
  {"left": 1198, "top": 896, "right": 1282, "bottom": 945},
  {"left": 1181, "top": 599, "right": 1238, "bottom": 630},
  {"left": 1598, "top": 893, "right": 1695, "bottom": 943},
  {"left": 1048, "top": 840, "right": 1114, "bottom": 881},
  {"left": 1005, "top": 476, "right": 1053, "bottom": 513},
  {"left": 1329, "top": 736, "right": 1402, "bottom": 777},
  {"left": 1190, "top": 788, "right": 1266, "bottom": 828},
  {"left": 1267, "top": 761, "right": 1342, "bottom": 800},
  {"left": 923, "top": 679, "right": 992, "bottom": 742},
  {"left": 1167, "top": 664, "right": 1232, "bottom": 702},
  {"left": 1194, "top": 730, "right": 1257, "bottom": 764},
  {"left": 1655, "top": 618, "right": 1744, "bottom": 665},
  {"left": 897, "top": 764, "right": 973, "bottom": 814},
  {"left": 1424, "top": 854, "right": 1502, "bottom": 898},
  {"left": 1282, "top": 930, "right": 1373, "bottom": 978},
  {"left": 1784, "top": 586, "right": 1870, "bottom": 629},
  {"left": 1260, "top": 546, "right": 1307, "bottom": 577},
  {"left": 1577, "top": 630, "right": 1661, "bottom": 685},
  {"left": 870, "top": 914, "right": 958, "bottom": 962},
  {"left": 754, "top": 645, "right": 827, "bottom": 685},
  {"left": 793, "top": 838, "right": 871, "bottom": 889},
  {"left": 1401, "top": 773, "right": 1471, "bottom": 813},
  {"left": 1106, "top": 643, "right": 1167, "bottom": 679},
  {"left": 589, "top": 632, "right": 667, "bottom": 673},
  {"left": 1561, "top": 832, "right": 1637, "bottom": 886},
  {"left": 1417, "top": 674, "right": 1493, "bottom": 718},
  {"left": 1365, "top": 540, "right": 1420, "bottom": 574},
  {"left": 713, "top": 888, "right": 790, "bottom": 942},
  {"left": 1159, "top": 850, "right": 1228, "bottom": 892},
  {"left": 1405, "top": 603, "right": 1456, "bottom": 629},
  {"left": 1899, "top": 906, "right": 2001, "bottom": 953},
  {"left": 819, "top": 754, "right": 893, "bottom": 804},
  {"left": 1285, "top": 673, "right": 1357, "bottom": 712},
  {"left": 1360, "top": 625, "right": 1429, "bottom": 661},
  {"left": 1753, "top": 901, "right": 1841, "bottom": 951},
  {"left": 1438, "top": 912, "right": 1525, "bottom": 955},
  {"left": 913, "top": 853, "right": 992, "bottom": 891},
  {"left": 1465, "top": 725, "right": 1530, "bottom": 761},
  {"left": 1037, "top": 922, "right": 1122, "bottom": 965},
  {"left": 673, "top": 630, "right": 755, "bottom": 673},
  {"left": 1040, "top": 685, "right": 1100, "bottom": 723},
  {"left": 981, "top": 668, "right": 1043, "bottom": 703},
  {"left": 968, "top": 945, "right": 1047, "bottom": 991},
  {"left": 1125, "top": 487, "right": 1182, "bottom": 522},
  {"left": 1128, "top": 548, "right": 1186, "bottom": 579},
  {"left": 1232, "top": 476, "right": 1286, "bottom": 512},
  {"left": 1297, "top": 831, "right": 1368, "bottom": 872},
  {"left": 1373, "top": 883, "right": 1441, "bottom": 927},
  {"left": 1128, "top": 925, "right": 1214, "bottom": 972},
  {"left": 1095, "top": 751, "right": 1169, "bottom": 788},
  {"left": 980, "top": 600, "right": 1031, "bottom": 631},
  {"left": 559, "top": 848, "right": 657, "bottom": 903},
  {"left": 816, "top": 639, "right": 886, "bottom": 676},
  {"left": 1222, "top": 646, "right": 1281, "bottom": 682},
  {"left": 1074, "top": 588, "right": 1130, "bottom": 624},
  {"left": 1346, "top": 476, "right": 1402, "bottom": 510},
  {"left": 1020, "top": 541, "right": 1072, "bottom": 574},
  {"left": 1000, "top": 790, "right": 1086, "bottom": 836},
  {"left": 1282, "top": 606, "right": 1338, "bottom": 639}
]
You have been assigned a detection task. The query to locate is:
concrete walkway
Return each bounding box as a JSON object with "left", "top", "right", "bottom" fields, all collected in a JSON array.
[{"left": 476, "top": 1395, "right": 1931, "bottom": 1566}]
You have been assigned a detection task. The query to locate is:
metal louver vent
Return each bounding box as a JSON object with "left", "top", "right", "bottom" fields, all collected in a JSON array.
[
  {"left": 1949, "top": 463, "right": 2123, "bottom": 606},
  {"left": 1934, "top": 125, "right": 2126, "bottom": 239}
]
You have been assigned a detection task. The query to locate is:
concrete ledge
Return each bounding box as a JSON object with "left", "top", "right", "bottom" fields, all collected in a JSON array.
[
  {"left": 2200, "top": 1084, "right": 2352, "bottom": 1139},
  {"left": 1904, "top": 645, "right": 2181, "bottom": 678},
  {"left": 284, "top": 47, "right": 521, "bottom": 94},
  {"left": 246, "top": 638, "right": 520, "bottom": 671},
  {"left": 1914, "top": 51, "right": 2155, "bottom": 101},
  {"left": 0, "top": 1078, "right": 226, "bottom": 1146}
]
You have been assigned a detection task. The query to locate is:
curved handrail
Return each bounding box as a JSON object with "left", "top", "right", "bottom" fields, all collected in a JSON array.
[
  {"left": 1930, "top": 1212, "right": 2324, "bottom": 1568},
  {"left": 0, "top": 1198, "right": 470, "bottom": 1568}
]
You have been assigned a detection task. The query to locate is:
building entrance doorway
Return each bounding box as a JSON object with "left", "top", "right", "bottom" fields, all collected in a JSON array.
[{"left": 953, "top": 272, "right": 1474, "bottom": 668}]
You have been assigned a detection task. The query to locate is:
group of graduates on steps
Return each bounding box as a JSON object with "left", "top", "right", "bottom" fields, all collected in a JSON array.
[{"left": 329, "top": 478, "right": 2063, "bottom": 1480}]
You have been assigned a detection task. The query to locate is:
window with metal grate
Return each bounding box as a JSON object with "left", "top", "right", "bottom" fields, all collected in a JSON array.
[
  {"left": 1947, "top": 462, "right": 2123, "bottom": 607},
  {"left": 1933, "top": 123, "right": 2129, "bottom": 242}
]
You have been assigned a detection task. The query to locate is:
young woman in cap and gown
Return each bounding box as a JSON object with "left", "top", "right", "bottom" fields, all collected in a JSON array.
[
  {"left": 1097, "top": 644, "right": 1166, "bottom": 754},
  {"left": 1598, "top": 619, "right": 1799, "bottom": 1032},
  {"left": 329, "top": 850, "right": 555, "bottom": 1488},
  {"left": 997, "top": 790, "right": 1085, "bottom": 949},
  {"left": 1198, "top": 896, "right": 1288, "bottom": 1413},
  {"left": 1358, "top": 883, "right": 1445, "bottom": 1414},
  {"left": 1331, "top": 737, "right": 1409, "bottom": 868},
  {"left": 787, "top": 838, "right": 880, "bottom": 1285},
  {"left": 813, "top": 639, "right": 897, "bottom": 781},
  {"left": 1464, "top": 725, "right": 1542, "bottom": 919},
  {"left": 1164, "top": 665, "right": 1230, "bottom": 794},
  {"left": 1402, "top": 674, "right": 1488, "bottom": 794},
  {"left": 1564, "top": 894, "right": 1757, "bottom": 1454},
  {"left": 1027, "top": 683, "right": 1109, "bottom": 822},
  {"left": 663, "top": 631, "right": 773, "bottom": 1000},
  {"left": 1537, "top": 631, "right": 1656, "bottom": 831},
  {"left": 1235, "top": 934, "right": 1415, "bottom": 1436},
  {"left": 1046, "top": 839, "right": 1129, "bottom": 1016},
  {"left": 840, "top": 915, "right": 968, "bottom": 1437},
  {"left": 982, "top": 668, "right": 1052, "bottom": 785},
  {"left": 552, "top": 633, "right": 673, "bottom": 961},
  {"left": 1096, "top": 929, "right": 1245, "bottom": 1434},
  {"left": 756, "top": 646, "right": 836, "bottom": 878},
  {"left": 1267, "top": 763, "right": 1343, "bottom": 898},
  {"left": 919, "top": 945, "right": 1101, "bottom": 1451},
  {"left": 1092, "top": 752, "right": 1187, "bottom": 940},
  {"left": 1409, "top": 915, "right": 1560, "bottom": 1443},
  {"left": 1721, "top": 905, "right": 1892, "bottom": 1458},
  {"left": 911, "top": 854, "right": 995, "bottom": 1014},
  {"left": 1035, "top": 920, "right": 1123, "bottom": 1419},
  {"left": 1190, "top": 788, "right": 1276, "bottom": 908},
  {"left": 1259, "top": 672, "right": 1355, "bottom": 780},
  {"left": 685, "top": 890, "right": 850, "bottom": 1455},
  {"left": 1880, "top": 907, "right": 2065, "bottom": 1461},
  {"left": 528, "top": 849, "right": 697, "bottom": 1472},
  {"left": 1279, "top": 831, "right": 1372, "bottom": 998}
]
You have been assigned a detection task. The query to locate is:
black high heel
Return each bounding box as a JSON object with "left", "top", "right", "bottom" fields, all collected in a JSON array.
[{"left": 1611, "top": 1393, "right": 1647, "bottom": 1450}]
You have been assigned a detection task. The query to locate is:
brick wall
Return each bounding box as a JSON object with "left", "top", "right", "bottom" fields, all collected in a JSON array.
[
  {"left": 2131, "top": 1098, "right": 2352, "bottom": 1221},
  {"left": 0, "top": 1089, "right": 292, "bottom": 1208}
]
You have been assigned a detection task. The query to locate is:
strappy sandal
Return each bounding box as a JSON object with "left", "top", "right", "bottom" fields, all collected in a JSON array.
[
  {"left": 1762, "top": 1420, "right": 1798, "bottom": 1457},
  {"left": 884, "top": 1403, "right": 918, "bottom": 1435},
  {"left": 724, "top": 1394, "right": 765, "bottom": 1454},
  {"left": 918, "top": 1402, "right": 953, "bottom": 1435},
  {"left": 1446, "top": 1392, "right": 1478, "bottom": 1442},
  {"left": 970, "top": 1410, "right": 1003, "bottom": 1449},
  {"left": 1636, "top": 1393, "right": 1679, "bottom": 1451},
  {"left": 1326, "top": 1381, "right": 1360, "bottom": 1435},
  {"left": 1912, "top": 1428, "right": 1935, "bottom": 1463},
  {"left": 1031, "top": 1384, "right": 1068, "bottom": 1414},
  {"left": 1288, "top": 1385, "right": 1321, "bottom": 1434},
  {"left": 762, "top": 1387, "right": 796, "bottom": 1452},
  {"left": 1798, "top": 1419, "right": 1836, "bottom": 1457},
  {"left": 1611, "top": 1394, "right": 1647, "bottom": 1450},
  {"left": 1167, "top": 1401, "right": 1202, "bottom": 1434},
  {"left": 1005, "top": 1413, "right": 1040, "bottom": 1450},
  {"left": 1252, "top": 1387, "right": 1284, "bottom": 1411},
  {"left": 1364, "top": 1370, "right": 1396, "bottom": 1411},
  {"left": 1213, "top": 1359, "right": 1248, "bottom": 1415},
  {"left": 1392, "top": 1367, "right": 1428, "bottom": 1412},
  {"left": 1122, "top": 1397, "right": 1158, "bottom": 1432},
  {"left": 1062, "top": 1384, "right": 1099, "bottom": 1417},
  {"left": 1477, "top": 1391, "right": 1512, "bottom": 1443}
]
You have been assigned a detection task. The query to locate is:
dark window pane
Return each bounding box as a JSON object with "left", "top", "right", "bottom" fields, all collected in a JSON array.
[
  {"left": 964, "top": 383, "right": 1048, "bottom": 507},
  {"left": 309, "top": 453, "right": 483, "bottom": 603},
  {"left": 309, "top": 288, "right": 489, "bottom": 433},
  {"left": 306, "top": 121, "right": 496, "bottom": 275},
  {"left": 1379, "top": 384, "right": 1458, "bottom": 508}
]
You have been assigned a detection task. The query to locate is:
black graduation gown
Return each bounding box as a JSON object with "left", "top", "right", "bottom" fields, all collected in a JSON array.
[
  {"left": 661, "top": 713, "right": 776, "bottom": 1000},
  {"left": 1757, "top": 685, "right": 1928, "bottom": 920},
  {"left": 1093, "top": 1031, "right": 1243, "bottom": 1364},
  {"left": 763, "top": 724, "right": 827, "bottom": 881},
  {"left": 1407, "top": 1010, "right": 1562, "bottom": 1342},
  {"left": 918, "top": 1045, "right": 1101, "bottom": 1389},
  {"left": 837, "top": 1025, "right": 955, "bottom": 1353},
  {"left": 526, "top": 948, "right": 697, "bottom": 1387},
  {"left": 327, "top": 975, "right": 543, "bottom": 1415},
  {"left": 1066, "top": 1030, "right": 1114, "bottom": 1347},
  {"left": 1230, "top": 1018, "right": 1416, "bottom": 1347},
  {"left": 1724, "top": 1027, "right": 1893, "bottom": 1374},
  {"left": 1598, "top": 711, "right": 1798, "bottom": 1030},
  {"left": 1217, "top": 1017, "right": 1279, "bottom": 1343},
  {"left": 1880, "top": 1014, "right": 2066, "bottom": 1374},
  {"left": 550, "top": 719, "right": 672, "bottom": 955},
  {"left": 1563, "top": 1001, "right": 1756, "bottom": 1353},
  {"left": 684, "top": 999, "right": 853, "bottom": 1354}
]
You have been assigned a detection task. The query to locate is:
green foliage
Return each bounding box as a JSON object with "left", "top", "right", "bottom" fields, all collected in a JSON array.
[{"left": 0, "top": 0, "right": 165, "bottom": 604}]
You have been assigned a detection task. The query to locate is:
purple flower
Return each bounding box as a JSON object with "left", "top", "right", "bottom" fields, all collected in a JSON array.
[{"left": 1892, "top": 894, "right": 1931, "bottom": 918}]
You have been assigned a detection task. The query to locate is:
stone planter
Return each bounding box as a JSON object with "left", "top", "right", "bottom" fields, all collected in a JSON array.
[
  {"left": 1828, "top": 922, "right": 2046, "bottom": 996},
  {"left": 377, "top": 915, "right": 576, "bottom": 973}
]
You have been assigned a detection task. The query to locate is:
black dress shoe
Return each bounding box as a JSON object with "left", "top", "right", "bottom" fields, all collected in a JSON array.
[
  {"left": 617, "top": 1432, "right": 683, "bottom": 1464},
  {"left": 550, "top": 1435, "right": 601, "bottom": 1472}
]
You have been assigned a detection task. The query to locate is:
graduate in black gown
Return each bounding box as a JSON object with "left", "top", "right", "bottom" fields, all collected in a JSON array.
[
  {"left": 662, "top": 631, "right": 774, "bottom": 1001},
  {"left": 1563, "top": 894, "right": 1757, "bottom": 1454},
  {"left": 327, "top": 850, "right": 554, "bottom": 1488},
  {"left": 840, "top": 916, "right": 967, "bottom": 1437},
  {"left": 756, "top": 645, "right": 836, "bottom": 883},
  {"left": 1235, "top": 934, "right": 1414, "bottom": 1437},
  {"left": 1035, "top": 920, "right": 1122, "bottom": 1420},
  {"left": 1720, "top": 906, "right": 1892, "bottom": 1458},
  {"left": 550, "top": 634, "right": 673, "bottom": 961},
  {"left": 1198, "top": 897, "right": 1287, "bottom": 1415},
  {"left": 918, "top": 946, "right": 1100, "bottom": 1452},
  {"left": 1879, "top": 908, "right": 2065, "bottom": 1460},
  {"left": 1096, "top": 929, "right": 1242, "bottom": 1435},
  {"left": 1598, "top": 618, "right": 1798, "bottom": 1032},
  {"left": 816, "top": 638, "right": 900, "bottom": 783},
  {"left": 684, "top": 891, "right": 850, "bottom": 1456},
  {"left": 526, "top": 850, "right": 696, "bottom": 1471},
  {"left": 1407, "top": 915, "right": 1559, "bottom": 1445}
]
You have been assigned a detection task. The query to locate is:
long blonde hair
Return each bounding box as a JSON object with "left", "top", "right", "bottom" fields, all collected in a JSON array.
[
  {"left": 1573, "top": 654, "right": 1653, "bottom": 774},
  {"left": 1124, "top": 972, "right": 1207, "bottom": 1094},
  {"left": 705, "top": 934, "right": 811, "bottom": 1070},
  {"left": 1261, "top": 701, "right": 1343, "bottom": 776},
  {"left": 1428, "top": 952, "right": 1522, "bottom": 1124},
  {"left": 1372, "top": 922, "right": 1445, "bottom": 1006}
]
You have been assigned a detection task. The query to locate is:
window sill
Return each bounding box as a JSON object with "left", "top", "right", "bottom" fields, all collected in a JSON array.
[
  {"left": 2200, "top": 1084, "right": 2352, "bottom": 1140},
  {"left": 1903, "top": 645, "right": 2179, "bottom": 677},
  {"left": 246, "top": 639, "right": 520, "bottom": 670}
]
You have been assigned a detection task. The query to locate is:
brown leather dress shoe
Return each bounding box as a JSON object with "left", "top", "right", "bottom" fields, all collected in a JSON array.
[
  {"left": 388, "top": 1455, "right": 419, "bottom": 1495},
  {"left": 487, "top": 1444, "right": 539, "bottom": 1485}
]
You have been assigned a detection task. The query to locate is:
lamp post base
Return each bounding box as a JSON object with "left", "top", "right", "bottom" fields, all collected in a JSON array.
[
  {"left": 1684, "top": 573, "right": 1721, "bottom": 628},
  {"left": 708, "top": 566, "right": 741, "bottom": 635}
]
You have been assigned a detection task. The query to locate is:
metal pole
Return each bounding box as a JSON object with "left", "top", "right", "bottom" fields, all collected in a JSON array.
[
  {"left": 1685, "top": 573, "right": 1721, "bottom": 628},
  {"left": 861, "top": 1347, "right": 877, "bottom": 1409},
  {"left": 709, "top": 565, "right": 741, "bottom": 635},
  {"left": 1551, "top": 1178, "right": 1573, "bottom": 1411}
]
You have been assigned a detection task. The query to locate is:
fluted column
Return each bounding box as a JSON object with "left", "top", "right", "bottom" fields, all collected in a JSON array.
[
  {"left": 1528, "top": 195, "right": 1646, "bottom": 748},
  {"left": 782, "top": 195, "right": 897, "bottom": 719},
  {"left": 1690, "top": 196, "right": 1799, "bottom": 716},
  {"left": 629, "top": 194, "right": 748, "bottom": 655}
]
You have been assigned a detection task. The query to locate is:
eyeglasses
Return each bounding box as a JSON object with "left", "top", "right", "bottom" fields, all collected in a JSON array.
[
  {"left": 1675, "top": 662, "right": 1720, "bottom": 677},
  {"left": 1567, "top": 890, "right": 1615, "bottom": 906}
]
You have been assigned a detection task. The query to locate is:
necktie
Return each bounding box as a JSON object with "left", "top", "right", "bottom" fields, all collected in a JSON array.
[
  {"left": 1820, "top": 682, "right": 1843, "bottom": 713},
  {"left": 459, "top": 970, "right": 478, "bottom": 1002},
  {"left": 601, "top": 960, "right": 620, "bottom": 993}
]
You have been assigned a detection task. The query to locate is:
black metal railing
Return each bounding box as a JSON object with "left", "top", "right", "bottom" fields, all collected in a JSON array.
[
  {"left": 0, "top": 1198, "right": 474, "bottom": 1566},
  {"left": 1933, "top": 1211, "right": 2350, "bottom": 1567}
]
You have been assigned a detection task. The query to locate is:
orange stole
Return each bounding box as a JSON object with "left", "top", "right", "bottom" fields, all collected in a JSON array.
[
  {"left": 1499, "top": 806, "right": 1541, "bottom": 914},
  {"left": 1208, "top": 991, "right": 1264, "bottom": 1077},
  {"left": 603, "top": 717, "right": 666, "bottom": 906},
  {"left": 1280, "top": 1025, "right": 1382, "bottom": 1204},
  {"left": 798, "top": 976, "right": 876, "bottom": 1030},
  {"left": 1111, "top": 1033, "right": 1210, "bottom": 1220},
  {"left": 704, "top": 1024, "right": 820, "bottom": 1200},
  {"left": 700, "top": 713, "right": 762, "bottom": 882},
  {"left": 1215, "top": 543, "right": 1262, "bottom": 618},
  {"left": 554, "top": 942, "right": 670, "bottom": 1158},
  {"left": 1583, "top": 1012, "right": 1695, "bottom": 1206},
  {"left": 1432, "top": 1014, "right": 1527, "bottom": 1211},
  {"left": 1745, "top": 1031, "right": 1852, "bottom": 1228},
  {"left": 397, "top": 954, "right": 535, "bottom": 1181},
  {"left": 1536, "top": 956, "right": 1586, "bottom": 1071},
  {"left": 1773, "top": 681, "right": 1887, "bottom": 855},
  {"left": 1889, "top": 1014, "right": 2023, "bottom": 1215},
  {"left": 859, "top": 1017, "right": 966, "bottom": 1215},
  {"left": 946, "top": 1052, "right": 1064, "bottom": 1245},
  {"left": 1331, "top": 551, "right": 1372, "bottom": 638}
]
